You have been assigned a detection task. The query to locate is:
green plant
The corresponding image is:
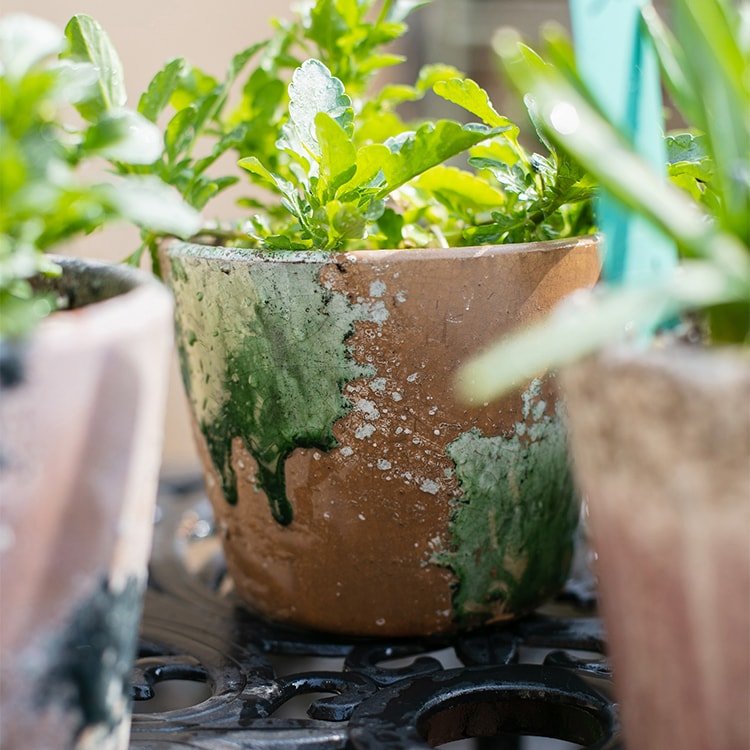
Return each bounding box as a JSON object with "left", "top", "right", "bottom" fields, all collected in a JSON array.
[
  {"left": 458, "top": 0, "right": 750, "bottom": 402},
  {"left": 129, "top": 0, "right": 595, "bottom": 260},
  {"left": 0, "top": 14, "right": 201, "bottom": 338}
]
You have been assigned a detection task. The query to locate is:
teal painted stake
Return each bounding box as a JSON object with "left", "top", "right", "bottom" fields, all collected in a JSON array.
[{"left": 570, "top": 0, "right": 677, "bottom": 285}]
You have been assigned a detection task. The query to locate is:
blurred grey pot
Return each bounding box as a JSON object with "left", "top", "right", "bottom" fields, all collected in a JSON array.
[
  {"left": 0, "top": 258, "right": 173, "bottom": 750},
  {"left": 563, "top": 345, "right": 750, "bottom": 750}
]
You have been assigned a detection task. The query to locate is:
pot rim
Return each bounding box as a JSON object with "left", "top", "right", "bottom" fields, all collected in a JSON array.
[
  {"left": 568, "top": 340, "right": 749, "bottom": 384},
  {"left": 6, "top": 255, "right": 172, "bottom": 354},
  {"left": 166, "top": 233, "right": 600, "bottom": 266}
]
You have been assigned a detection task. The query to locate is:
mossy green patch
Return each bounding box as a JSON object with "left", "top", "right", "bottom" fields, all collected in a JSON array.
[
  {"left": 168, "top": 245, "right": 374, "bottom": 524},
  {"left": 438, "top": 379, "right": 577, "bottom": 626}
]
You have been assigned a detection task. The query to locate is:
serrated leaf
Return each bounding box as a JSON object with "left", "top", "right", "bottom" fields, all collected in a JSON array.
[
  {"left": 279, "top": 59, "right": 353, "bottom": 172},
  {"left": 62, "top": 15, "right": 126, "bottom": 120},
  {"left": 107, "top": 176, "right": 202, "bottom": 237},
  {"left": 469, "top": 137, "right": 519, "bottom": 167},
  {"left": 0, "top": 14, "right": 64, "bottom": 80},
  {"left": 376, "top": 207, "right": 404, "bottom": 247},
  {"left": 83, "top": 109, "right": 162, "bottom": 164},
  {"left": 433, "top": 78, "right": 517, "bottom": 134},
  {"left": 354, "top": 143, "right": 390, "bottom": 185},
  {"left": 307, "top": 0, "right": 351, "bottom": 58},
  {"left": 665, "top": 132, "right": 709, "bottom": 165},
  {"left": 380, "top": 120, "right": 501, "bottom": 195},
  {"left": 138, "top": 57, "right": 186, "bottom": 122},
  {"left": 416, "top": 63, "right": 464, "bottom": 94}
]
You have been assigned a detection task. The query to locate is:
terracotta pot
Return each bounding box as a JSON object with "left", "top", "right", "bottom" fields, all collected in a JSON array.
[
  {"left": 562, "top": 345, "right": 750, "bottom": 750},
  {"left": 0, "top": 257, "right": 173, "bottom": 750},
  {"left": 165, "top": 237, "right": 600, "bottom": 636}
]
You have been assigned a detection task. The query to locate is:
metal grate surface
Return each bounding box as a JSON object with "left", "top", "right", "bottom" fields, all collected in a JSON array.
[{"left": 129, "top": 479, "right": 620, "bottom": 750}]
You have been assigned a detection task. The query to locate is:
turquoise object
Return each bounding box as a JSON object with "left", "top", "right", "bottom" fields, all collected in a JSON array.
[{"left": 570, "top": 0, "right": 677, "bottom": 285}]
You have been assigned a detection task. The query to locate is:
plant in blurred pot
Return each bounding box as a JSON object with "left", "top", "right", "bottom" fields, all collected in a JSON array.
[
  {"left": 0, "top": 13, "right": 200, "bottom": 750},
  {"left": 458, "top": 2, "right": 749, "bottom": 748},
  {"left": 131, "top": 0, "right": 602, "bottom": 636}
]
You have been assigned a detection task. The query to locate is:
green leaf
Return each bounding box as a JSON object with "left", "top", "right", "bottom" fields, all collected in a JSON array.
[
  {"left": 641, "top": 4, "right": 701, "bottom": 125},
  {"left": 228, "top": 40, "right": 266, "bottom": 79},
  {"left": 138, "top": 57, "right": 186, "bottom": 122},
  {"left": 83, "top": 109, "right": 163, "bottom": 164},
  {"left": 671, "top": 0, "right": 750, "bottom": 241},
  {"left": 170, "top": 65, "right": 218, "bottom": 111},
  {"left": 315, "top": 112, "right": 356, "bottom": 200},
  {"left": 278, "top": 59, "right": 353, "bottom": 168},
  {"left": 0, "top": 14, "right": 65, "bottom": 80},
  {"left": 414, "top": 165, "right": 506, "bottom": 210},
  {"left": 495, "top": 33, "right": 749, "bottom": 282},
  {"left": 433, "top": 78, "right": 517, "bottom": 134},
  {"left": 380, "top": 120, "right": 501, "bottom": 196},
  {"left": 415, "top": 63, "right": 464, "bottom": 93},
  {"left": 165, "top": 106, "right": 197, "bottom": 163},
  {"left": 376, "top": 207, "right": 404, "bottom": 247},
  {"left": 665, "top": 132, "right": 709, "bottom": 164},
  {"left": 239, "top": 156, "right": 300, "bottom": 207},
  {"left": 456, "top": 261, "right": 744, "bottom": 403},
  {"left": 106, "top": 176, "right": 202, "bottom": 238},
  {"left": 62, "top": 14, "right": 126, "bottom": 120}
]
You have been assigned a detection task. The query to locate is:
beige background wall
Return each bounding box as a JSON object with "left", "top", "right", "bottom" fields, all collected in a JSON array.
[{"left": 5, "top": 0, "right": 577, "bottom": 474}]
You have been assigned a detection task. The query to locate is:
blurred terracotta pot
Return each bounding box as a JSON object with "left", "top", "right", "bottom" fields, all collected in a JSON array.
[
  {"left": 0, "top": 257, "right": 173, "bottom": 750},
  {"left": 563, "top": 345, "right": 750, "bottom": 750},
  {"left": 165, "top": 237, "right": 600, "bottom": 636}
]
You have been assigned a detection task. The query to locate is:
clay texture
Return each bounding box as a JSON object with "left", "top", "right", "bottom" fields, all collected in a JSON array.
[
  {"left": 167, "top": 238, "right": 600, "bottom": 635},
  {"left": 563, "top": 345, "right": 750, "bottom": 750},
  {"left": 0, "top": 258, "right": 173, "bottom": 750}
]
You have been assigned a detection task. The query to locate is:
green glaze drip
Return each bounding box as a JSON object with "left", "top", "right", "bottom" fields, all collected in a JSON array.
[
  {"left": 438, "top": 379, "right": 578, "bottom": 626},
  {"left": 169, "top": 247, "right": 374, "bottom": 524}
]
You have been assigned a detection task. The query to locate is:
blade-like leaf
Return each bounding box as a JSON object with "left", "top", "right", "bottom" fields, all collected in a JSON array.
[
  {"left": 456, "top": 261, "right": 742, "bottom": 403},
  {"left": 138, "top": 57, "right": 186, "bottom": 122},
  {"left": 62, "top": 14, "right": 126, "bottom": 120},
  {"left": 495, "top": 32, "right": 749, "bottom": 282}
]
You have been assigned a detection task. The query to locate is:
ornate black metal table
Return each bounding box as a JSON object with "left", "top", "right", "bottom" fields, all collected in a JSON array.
[{"left": 129, "top": 479, "right": 620, "bottom": 749}]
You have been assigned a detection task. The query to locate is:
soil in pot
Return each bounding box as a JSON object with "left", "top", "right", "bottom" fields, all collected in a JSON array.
[{"left": 165, "top": 237, "right": 600, "bottom": 636}]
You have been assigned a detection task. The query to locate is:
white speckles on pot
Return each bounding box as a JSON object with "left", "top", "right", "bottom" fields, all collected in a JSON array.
[
  {"left": 339, "top": 446, "right": 354, "bottom": 457},
  {"left": 391, "top": 391, "right": 403, "bottom": 402},
  {"left": 419, "top": 479, "right": 440, "bottom": 495},
  {"left": 355, "top": 399, "right": 380, "bottom": 421},
  {"left": 354, "top": 424, "right": 376, "bottom": 440},
  {"left": 369, "top": 280, "right": 387, "bottom": 298},
  {"left": 369, "top": 377, "right": 387, "bottom": 393},
  {"left": 377, "top": 459, "right": 392, "bottom": 470},
  {"left": 394, "top": 290, "right": 407, "bottom": 304},
  {"left": 406, "top": 372, "right": 418, "bottom": 383}
]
